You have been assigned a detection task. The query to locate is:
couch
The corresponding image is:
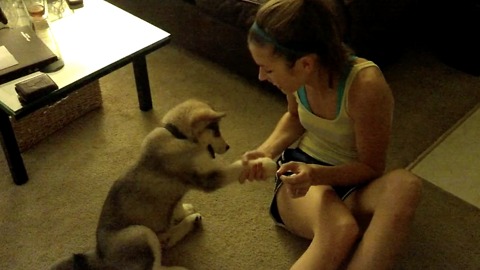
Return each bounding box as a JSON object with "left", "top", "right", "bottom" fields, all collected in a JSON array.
[
  {"left": 168, "top": 0, "right": 417, "bottom": 82},
  {"left": 108, "top": 0, "right": 479, "bottom": 84}
]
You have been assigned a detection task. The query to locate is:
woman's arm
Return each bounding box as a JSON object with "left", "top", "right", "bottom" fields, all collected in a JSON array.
[
  {"left": 257, "top": 93, "right": 305, "bottom": 159},
  {"left": 240, "top": 94, "right": 305, "bottom": 181}
]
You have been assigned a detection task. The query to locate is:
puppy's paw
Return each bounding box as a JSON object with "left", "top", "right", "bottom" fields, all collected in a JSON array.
[
  {"left": 173, "top": 203, "right": 196, "bottom": 224},
  {"left": 172, "top": 203, "right": 199, "bottom": 225},
  {"left": 248, "top": 157, "right": 277, "bottom": 179},
  {"left": 161, "top": 213, "right": 203, "bottom": 249},
  {"left": 258, "top": 157, "right": 278, "bottom": 177},
  {"left": 186, "top": 213, "right": 203, "bottom": 228}
]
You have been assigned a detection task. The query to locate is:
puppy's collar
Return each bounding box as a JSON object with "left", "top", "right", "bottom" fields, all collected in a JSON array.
[
  {"left": 164, "top": 123, "right": 187, "bottom": 140},
  {"left": 164, "top": 123, "right": 215, "bottom": 159}
]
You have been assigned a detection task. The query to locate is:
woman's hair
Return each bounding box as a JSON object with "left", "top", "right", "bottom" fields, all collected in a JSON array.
[{"left": 248, "top": 0, "right": 352, "bottom": 76}]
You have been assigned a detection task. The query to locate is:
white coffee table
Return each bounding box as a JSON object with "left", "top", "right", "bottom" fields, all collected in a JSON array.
[{"left": 0, "top": 0, "right": 171, "bottom": 185}]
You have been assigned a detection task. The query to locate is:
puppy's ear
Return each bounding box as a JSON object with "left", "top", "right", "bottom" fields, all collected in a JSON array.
[
  {"left": 211, "top": 111, "right": 226, "bottom": 121},
  {"left": 191, "top": 109, "right": 226, "bottom": 124}
]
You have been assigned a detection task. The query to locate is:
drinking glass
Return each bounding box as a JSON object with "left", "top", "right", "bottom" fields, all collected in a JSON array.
[{"left": 22, "top": 0, "right": 47, "bottom": 21}]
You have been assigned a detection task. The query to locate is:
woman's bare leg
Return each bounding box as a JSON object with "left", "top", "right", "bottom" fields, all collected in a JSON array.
[
  {"left": 276, "top": 185, "right": 360, "bottom": 270},
  {"left": 344, "top": 169, "right": 423, "bottom": 269}
]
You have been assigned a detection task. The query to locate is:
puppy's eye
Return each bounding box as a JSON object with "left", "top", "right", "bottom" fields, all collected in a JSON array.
[{"left": 206, "top": 122, "right": 221, "bottom": 137}]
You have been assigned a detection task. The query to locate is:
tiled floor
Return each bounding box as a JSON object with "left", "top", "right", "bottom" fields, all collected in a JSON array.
[{"left": 410, "top": 104, "right": 480, "bottom": 209}]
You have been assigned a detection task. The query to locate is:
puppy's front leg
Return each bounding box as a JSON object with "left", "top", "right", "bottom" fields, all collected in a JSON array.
[{"left": 222, "top": 157, "right": 277, "bottom": 184}]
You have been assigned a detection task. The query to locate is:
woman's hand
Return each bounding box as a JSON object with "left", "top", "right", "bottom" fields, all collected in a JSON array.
[
  {"left": 277, "top": 161, "right": 314, "bottom": 198},
  {"left": 239, "top": 150, "right": 272, "bottom": 183}
]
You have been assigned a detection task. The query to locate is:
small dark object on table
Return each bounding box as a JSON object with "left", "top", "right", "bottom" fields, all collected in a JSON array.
[
  {"left": 15, "top": 73, "right": 58, "bottom": 103},
  {"left": 66, "top": 0, "right": 84, "bottom": 9}
]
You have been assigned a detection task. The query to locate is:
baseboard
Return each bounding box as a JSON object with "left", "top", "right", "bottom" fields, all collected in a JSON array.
[{"left": 407, "top": 102, "right": 480, "bottom": 170}]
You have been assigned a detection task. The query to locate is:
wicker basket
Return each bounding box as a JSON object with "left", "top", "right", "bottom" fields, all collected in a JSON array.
[{"left": 11, "top": 80, "right": 103, "bottom": 152}]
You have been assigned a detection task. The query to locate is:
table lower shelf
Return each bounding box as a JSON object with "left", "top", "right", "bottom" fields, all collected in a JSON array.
[{"left": 10, "top": 80, "right": 102, "bottom": 152}]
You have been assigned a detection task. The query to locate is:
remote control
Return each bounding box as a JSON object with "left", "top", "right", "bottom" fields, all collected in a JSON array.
[{"left": 66, "top": 0, "right": 84, "bottom": 9}]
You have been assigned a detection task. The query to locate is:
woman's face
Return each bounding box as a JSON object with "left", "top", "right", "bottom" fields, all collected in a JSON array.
[{"left": 248, "top": 42, "right": 306, "bottom": 94}]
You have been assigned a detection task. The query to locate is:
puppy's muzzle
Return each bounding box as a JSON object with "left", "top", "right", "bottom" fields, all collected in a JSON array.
[{"left": 208, "top": 144, "right": 230, "bottom": 159}]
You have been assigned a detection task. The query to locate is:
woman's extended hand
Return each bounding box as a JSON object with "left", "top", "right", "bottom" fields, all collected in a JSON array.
[
  {"left": 239, "top": 150, "right": 272, "bottom": 183},
  {"left": 277, "top": 161, "right": 314, "bottom": 198}
]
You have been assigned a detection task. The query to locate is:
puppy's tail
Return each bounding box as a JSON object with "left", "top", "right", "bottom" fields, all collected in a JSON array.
[{"left": 50, "top": 250, "right": 101, "bottom": 270}]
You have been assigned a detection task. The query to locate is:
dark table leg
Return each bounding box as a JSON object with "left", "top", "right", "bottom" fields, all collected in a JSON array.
[
  {"left": 132, "top": 55, "right": 153, "bottom": 111},
  {"left": 0, "top": 112, "right": 28, "bottom": 185}
]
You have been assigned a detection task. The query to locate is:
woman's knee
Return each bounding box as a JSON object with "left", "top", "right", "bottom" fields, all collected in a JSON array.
[
  {"left": 314, "top": 215, "right": 359, "bottom": 261},
  {"left": 336, "top": 214, "right": 360, "bottom": 243},
  {"left": 383, "top": 169, "right": 423, "bottom": 211},
  {"left": 314, "top": 210, "right": 360, "bottom": 246}
]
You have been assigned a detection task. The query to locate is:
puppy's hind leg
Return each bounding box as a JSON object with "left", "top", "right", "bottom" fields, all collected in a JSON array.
[
  {"left": 159, "top": 213, "right": 202, "bottom": 249},
  {"left": 105, "top": 225, "right": 164, "bottom": 270}
]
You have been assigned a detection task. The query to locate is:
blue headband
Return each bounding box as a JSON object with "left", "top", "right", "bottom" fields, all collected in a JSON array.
[{"left": 250, "top": 22, "right": 303, "bottom": 54}]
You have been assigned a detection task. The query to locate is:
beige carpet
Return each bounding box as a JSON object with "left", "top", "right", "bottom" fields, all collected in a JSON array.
[{"left": 1, "top": 43, "right": 480, "bottom": 269}]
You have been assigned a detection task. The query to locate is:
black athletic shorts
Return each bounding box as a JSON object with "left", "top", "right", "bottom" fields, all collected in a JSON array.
[{"left": 269, "top": 148, "right": 358, "bottom": 227}]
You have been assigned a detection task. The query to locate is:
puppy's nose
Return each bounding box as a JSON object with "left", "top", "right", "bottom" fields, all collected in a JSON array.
[{"left": 226, "top": 145, "right": 230, "bottom": 151}]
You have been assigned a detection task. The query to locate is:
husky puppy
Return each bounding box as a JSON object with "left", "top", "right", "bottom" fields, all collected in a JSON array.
[{"left": 50, "top": 99, "right": 277, "bottom": 270}]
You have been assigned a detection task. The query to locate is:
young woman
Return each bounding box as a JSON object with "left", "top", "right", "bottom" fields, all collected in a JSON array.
[{"left": 239, "top": 0, "right": 423, "bottom": 269}]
